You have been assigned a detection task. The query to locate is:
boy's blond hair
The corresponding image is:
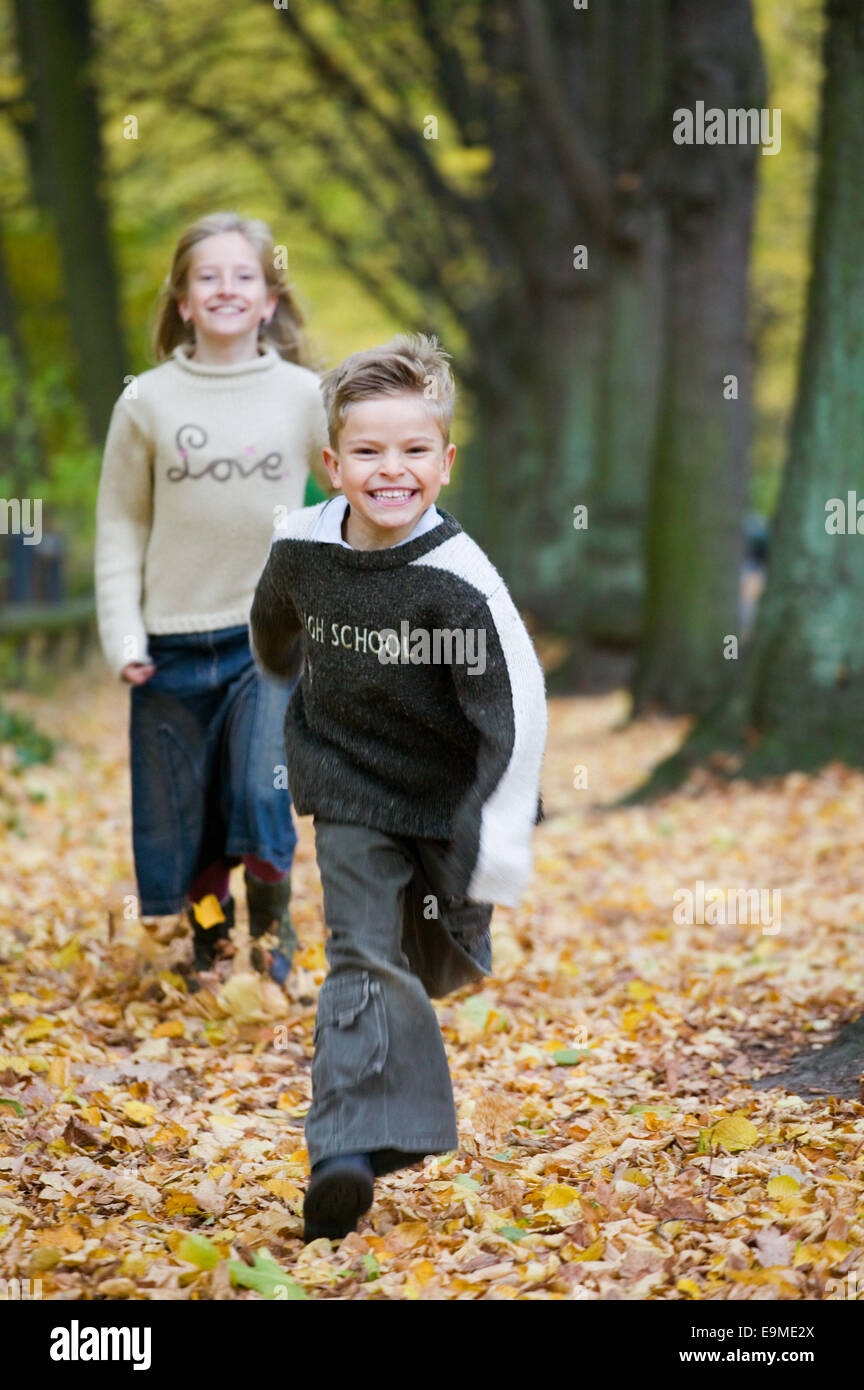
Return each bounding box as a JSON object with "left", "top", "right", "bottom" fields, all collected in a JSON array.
[{"left": 320, "top": 333, "right": 455, "bottom": 448}]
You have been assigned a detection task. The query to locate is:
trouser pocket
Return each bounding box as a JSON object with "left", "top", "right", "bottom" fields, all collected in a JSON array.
[{"left": 312, "top": 969, "right": 389, "bottom": 1104}]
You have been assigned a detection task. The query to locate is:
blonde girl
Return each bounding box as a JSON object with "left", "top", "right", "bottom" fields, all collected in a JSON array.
[{"left": 95, "top": 212, "right": 329, "bottom": 985}]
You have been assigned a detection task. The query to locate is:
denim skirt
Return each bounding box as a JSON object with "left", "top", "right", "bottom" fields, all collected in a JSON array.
[{"left": 129, "top": 624, "right": 298, "bottom": 915}]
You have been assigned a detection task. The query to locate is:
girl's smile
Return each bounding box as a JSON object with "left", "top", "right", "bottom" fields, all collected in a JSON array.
[{"left": 178, "top": 230, "right": 278, "bottom": 364}]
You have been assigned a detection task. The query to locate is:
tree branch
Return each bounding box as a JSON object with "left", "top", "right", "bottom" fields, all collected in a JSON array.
[
  {"left": 264, "top": 0, "right": 509, "bottom": 263},
  {"left": 515, "top": 0, "right": 613, "bottom": 235},
  {"left": 171, "top": 94, "right": 432, "bottom": 329}
]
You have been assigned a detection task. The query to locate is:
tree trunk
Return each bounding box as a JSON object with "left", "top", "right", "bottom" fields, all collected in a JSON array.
[
  {"left": 583, "top": 0, "right": 668, "bottom": 648},
  {"left": 628, "top": 0, "right": 864, "bottom": 802},
  {"left": 458, "top": 281, "right": 606, "bottom": 641},
  {"left": 0, "top": 220, "right": 44, "bottom": 498},
  {"left": 729, "top": 0, "right": 864, "bottom": 774},
  {"left": 631, "top": 0, "right": 764, "bottom": 714},
  {"left": 13, "top": 0, "right": 127, "bottom": 441}
]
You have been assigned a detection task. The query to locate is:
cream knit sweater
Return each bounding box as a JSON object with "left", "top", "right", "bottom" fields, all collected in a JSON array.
[{"left": 94, "top": 344, "right": 329, "bottom": 677}]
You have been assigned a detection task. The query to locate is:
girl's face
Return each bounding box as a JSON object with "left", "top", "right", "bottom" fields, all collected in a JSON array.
[{"left": 177, "top": 231, "right": 277, "bottom": 348}]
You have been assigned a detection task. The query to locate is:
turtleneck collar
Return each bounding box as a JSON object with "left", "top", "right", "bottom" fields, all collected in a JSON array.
[{"left": 171, "top": 343, "right": 281, "bottom": 377}]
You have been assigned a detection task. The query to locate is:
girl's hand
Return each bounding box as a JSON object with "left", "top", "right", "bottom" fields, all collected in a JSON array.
[{"left": 121, "top": 661, "right": 156, "bottom": 685}]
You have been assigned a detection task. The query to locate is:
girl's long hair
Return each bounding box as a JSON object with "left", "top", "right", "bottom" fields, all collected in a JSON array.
[{"left": 152, "top": 212, "right": 306, "bottom": 364}]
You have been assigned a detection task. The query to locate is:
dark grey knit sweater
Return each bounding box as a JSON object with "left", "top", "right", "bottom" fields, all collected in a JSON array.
[{"left": 249, "top": 501, "right": 547, "bottom": 906}]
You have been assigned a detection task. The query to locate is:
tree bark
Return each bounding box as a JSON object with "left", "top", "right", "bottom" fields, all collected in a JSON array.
[
  {"left": 629, "top": 0, "right": 864, "bottom": 799},
  {"left": 13, "top": 0, "right": 128, "bottom": 441},
  {"left": 631, "top": 0, "right": 764, "bottom": 714},
  {"left": 731, "top": 0, "right": 864, "bottom": 773},
  {"left": 584, "top": 0, "right": 668, "bottom": 646}
]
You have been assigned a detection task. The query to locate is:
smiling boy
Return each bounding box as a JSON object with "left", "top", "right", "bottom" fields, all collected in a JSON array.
[{"left": 250, "top": 333, "right": 547, "bottom": 1243}]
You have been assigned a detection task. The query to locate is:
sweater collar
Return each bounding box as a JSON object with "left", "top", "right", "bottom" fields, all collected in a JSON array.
[
  {"left": 171, "top": 344, "right": 281, "bottom": 378},
  {"left": 320, "top": 509, "right": 461, "bottom": 569}
]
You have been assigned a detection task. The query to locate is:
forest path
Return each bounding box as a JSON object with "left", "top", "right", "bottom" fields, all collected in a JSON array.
[{"left": 0, "top": 667, "right": 862, "bottom": 1299}]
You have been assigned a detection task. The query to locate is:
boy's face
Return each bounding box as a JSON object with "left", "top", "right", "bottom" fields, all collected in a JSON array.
[{"left": 322, "top": 391, "right": 455, "bottom": 550}]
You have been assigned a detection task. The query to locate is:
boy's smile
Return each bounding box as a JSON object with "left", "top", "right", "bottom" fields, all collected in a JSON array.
[{"left": 322, "top": 392, "right": 455, "bottom": 550}]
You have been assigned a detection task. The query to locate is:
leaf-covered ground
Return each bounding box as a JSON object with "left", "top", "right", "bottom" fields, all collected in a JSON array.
[{"left": 1, "top": 666, "right": 863, "bottom": 1301}]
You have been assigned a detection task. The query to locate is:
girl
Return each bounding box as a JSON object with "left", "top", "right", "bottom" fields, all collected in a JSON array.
[{"left": 94, "top": 211, "right": 329, "bottom": 987}]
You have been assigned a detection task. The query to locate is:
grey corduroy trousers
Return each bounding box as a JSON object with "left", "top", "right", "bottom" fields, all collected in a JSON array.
[{"left": 304, "top": 819, "right": 493, "bottom": 1178}]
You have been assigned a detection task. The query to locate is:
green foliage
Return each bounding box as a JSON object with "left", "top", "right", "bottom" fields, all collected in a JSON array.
[
  {"left": 227, "top": 1249, "right": 306, "bottom": 1300},
  {"left": 0, "top": 702, "right": 57, "bottom": 770}
]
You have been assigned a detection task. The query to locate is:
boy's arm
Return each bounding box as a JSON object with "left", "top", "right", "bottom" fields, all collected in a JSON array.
[
  {"left": 94, "top": 400, "right": 153, "bottom": 678},
  {"left": 441, "top": 586, "right": 547, "bottom": 908},
  {"left": 249, "top": 539, "right": 304, "bottom": 682}
]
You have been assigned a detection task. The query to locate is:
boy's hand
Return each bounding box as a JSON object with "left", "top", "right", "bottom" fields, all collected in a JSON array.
[{"left": 121, "top": 661, "right": 156, "bottom": 685}]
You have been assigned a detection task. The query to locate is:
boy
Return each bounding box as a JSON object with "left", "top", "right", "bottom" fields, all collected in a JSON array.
[{"left": 249, "top": 333, "right": 547, "bottom": 1243}]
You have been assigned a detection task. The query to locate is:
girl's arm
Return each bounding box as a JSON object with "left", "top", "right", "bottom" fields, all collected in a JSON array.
[{"left": 94, "top": 400, "right": 154, "bottom": 679}]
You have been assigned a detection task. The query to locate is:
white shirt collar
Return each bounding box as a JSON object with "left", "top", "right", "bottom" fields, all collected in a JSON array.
[{"left": 312, "top": 494, "right": 441, "bottom": 549}]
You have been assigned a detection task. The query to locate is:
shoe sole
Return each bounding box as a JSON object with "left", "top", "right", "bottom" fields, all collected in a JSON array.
[{"left": 303, "top": 1163, "right": 374, "bottom": 1242}]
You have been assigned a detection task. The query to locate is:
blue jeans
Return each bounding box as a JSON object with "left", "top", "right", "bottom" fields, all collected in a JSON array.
[{"left": 129, "top": 625, "right": 297, "bottom": 915}]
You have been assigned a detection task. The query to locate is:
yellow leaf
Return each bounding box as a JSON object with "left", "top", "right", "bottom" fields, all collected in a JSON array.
[
  {"left": 164, "top": 1192, "right": 203, "bottom": 1216},
  {"left": 38, "top": 1223, "right": 83, "bottom": 1252},
  {"left": 217, "top": 971, "right": 270, "bottom": 1023},
  {"left": 622, "top": 1168, "right": 652, "bottom": 1188},
  {"left": 263, "top": 1178, "right": 301, "bottom": 1202},
  {"left": 627, "top": 980, "right": 654, "bottom": 1001},
  {"left": 152, "top": 1121, "right": 188, "bottom": 1147},
  {"left": 727, "top": 1269, "right": 799, "bottom": 1295},
  {"left": 122, "top": 1101, "right": 157, "bottom": 1126},
  {"left": 52, "top": 937, "right": 80, "bottom": 971},
  {"left": 707, "top": 1114, "right": 759, "bottom": 1152},
  {"left": 78, "top": 1107, "right": 101, "bottom": 1125},
  {"left": 158, "top": 970, "right": 188, "bottom": 992},
  {"left": 677, "top": 1277, "right": 702, "bottom": 1298},
  {"left": 9, "top": 993, "right": 40, "bottom": 1008},
  {"left": 21, "top": 1017, "right": 55, "bottom": 1043},
  {"left": 152, "top": 1020, "right": 184, "bottom": 1038},
  {"left": 409, "top": 1258, "right": 436, "bottom": 1288},
  {"left": 793, "top": 1241, "right": 852, "bottom": 1269},
  {"left": 192, "top": 894, "right": 225, "bottom": 929},
  {"left": 621, "top": 1006, "right": 655, "bottom": 1032},
  {"left": 30, "top": 1246, "right": 64, "bottom": 1270},
  {"left": 297, "top": 943, "right": 327, "bottom": 971},
  {"left": 47, "top": 1057, "right": 70, "bottom": 1088},
  {"left": 542, "top": 1184, "right": 582, "bottom": 1212},
  {"left": 572, "top": 1240, "right": 604, "bottom": 1262},
  {"left": 383, "top": 1221, "right": 428, "bottom": 1254},
  {"left": 767, "top": 1175, "right": 800, "bottom": 1198}
]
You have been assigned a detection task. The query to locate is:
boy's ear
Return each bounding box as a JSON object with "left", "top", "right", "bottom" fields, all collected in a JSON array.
[
  {"left": 322, "top": 446, "right": 343, "bottom": 489},
  {"left": 440, "top": 442, "right": 456, "bottom": 484}
]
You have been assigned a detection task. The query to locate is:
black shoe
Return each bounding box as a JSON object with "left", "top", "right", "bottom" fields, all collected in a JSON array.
[
  {"left": 303, "top": 1153, "right": 374, "bottom": 1243},
  {"left": 187, "top": 894, "right": 234, "bottom": 984}
]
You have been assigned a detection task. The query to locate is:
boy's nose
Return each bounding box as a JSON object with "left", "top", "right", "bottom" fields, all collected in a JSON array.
[{"left": 378, "top": 454, "right": 407, "bottom": 475}]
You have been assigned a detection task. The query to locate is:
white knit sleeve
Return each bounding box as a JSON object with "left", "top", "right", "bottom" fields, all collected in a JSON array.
[{"left": 94, "top": 400, "right": 153, "bottom": 678}]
